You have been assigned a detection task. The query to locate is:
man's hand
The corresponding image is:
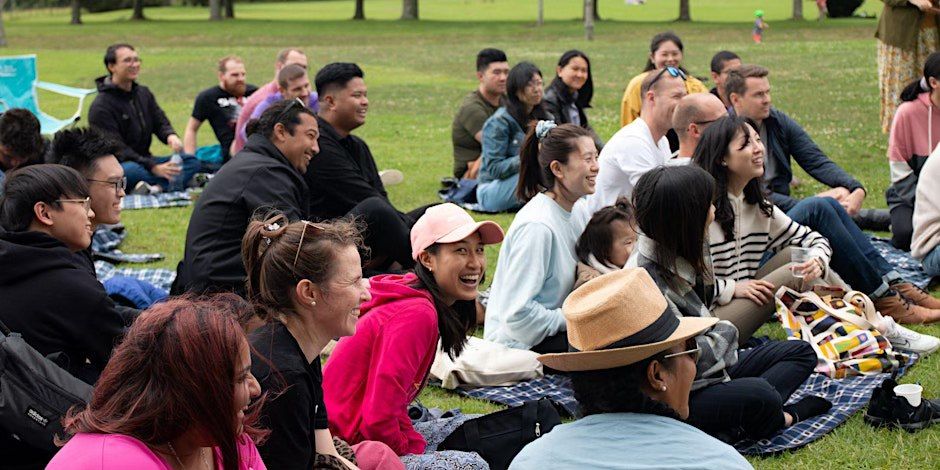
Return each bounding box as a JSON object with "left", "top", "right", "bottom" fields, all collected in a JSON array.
[
  {"left": 463, "top": 158, "right": 482, "bottom": 180},
  {"left": 816, "top": 186, "right": 850, "bottom": 201},
  {"left": 840, "top": 188, "right": 866, "bottom": 216},
  {"left": 167, "top": 134, "right": 183, "bottom": 153},
  {"left": 733, "top": 279, "right": 776, "bottom": 306},
  {"left": 152, "top": 161, "right": 182, "bottom": 180}
]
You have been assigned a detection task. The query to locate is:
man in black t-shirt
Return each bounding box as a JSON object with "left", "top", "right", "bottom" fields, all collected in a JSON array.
[{"left": 183, "top": 55, "right": 258, "bottom": 164}]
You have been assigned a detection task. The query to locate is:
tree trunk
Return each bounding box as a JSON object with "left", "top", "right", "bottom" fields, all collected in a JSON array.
[
  {"left": 792, "top": 0, "right": 803, "bottom": 20},
  {"left": 209, "top": 0, "right": 222, "bottom": 20},
  {"left": 224, "top": 0, "right": 234, "bottom": 19},
  {"left": 584, "top": 0, "right": 594, "bottom": 40},
  {"left": 401, "top": 0, "right": 417, "bottom": 20},
  {"left": 582, "top": 0, "right": 600, "bottom": 22},
  {"left": 353, "top": 0, "right": 365, "bottom": 20},
  {"left": 0, "top": 0, "right": 7, "bottom": 47},
  {"left": 677, "top": 0, "right": 690, "bottom": 21},
  {"left": 70, "top": 0, "right": 82, "bottom": 24},
  {"left": 131, "top": 0, "right": 146, "bottom": 20},
  {"left": 537, "top": 0, "right": 543, "bottom": 26}
]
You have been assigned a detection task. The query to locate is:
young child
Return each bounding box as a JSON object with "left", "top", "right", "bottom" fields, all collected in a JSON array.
[
  {"left": 574, "top": 197, "right": 637, "bottom": 289},
  {"left": 753, "top": 10, "right": 768, "bottom": 44}
]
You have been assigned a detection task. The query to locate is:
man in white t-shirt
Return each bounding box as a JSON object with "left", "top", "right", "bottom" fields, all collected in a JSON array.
[
  {"left": 574, "top": 68, "right": 687, "bottom": 228},
  {"left": 668, "top": 93, "right": 728, "bottom": 166}
]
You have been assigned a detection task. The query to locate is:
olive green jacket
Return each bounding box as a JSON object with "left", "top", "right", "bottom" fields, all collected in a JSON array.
[{"left": 876, "top": 1, "right": 939, "bottom": 51}]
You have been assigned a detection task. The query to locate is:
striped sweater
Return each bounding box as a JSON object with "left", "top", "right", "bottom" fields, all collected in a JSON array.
[{"left": 708, "top": 193, "right": 831, "bottom": 305}]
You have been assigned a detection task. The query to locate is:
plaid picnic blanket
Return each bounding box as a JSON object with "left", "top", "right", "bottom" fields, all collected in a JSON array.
[
  {"left": 449, "top": 354, "right": 918, "bottom": 456},
  {"left": 92, "top": 226, "right": 163, "bottom": 264},
  {"left": 870, "top": 236, "right": 932, "bottom": 289},
  {"left": 95, "top": 260, "right": 176, "bottom": 293},
  {"left": 121, "top": 191, "right": 192, "bottom": 210}
]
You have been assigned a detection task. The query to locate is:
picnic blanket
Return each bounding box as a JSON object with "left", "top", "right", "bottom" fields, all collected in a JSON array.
[
  {"left": 121, "top": 191, "right": 192, "bottom": 210},
  {"left": 95, "top": 260, "right": 176, "bottom": 293},
  {"left": 448, "top": 353, "right": 918, "bottom": 456},
  {"left": 870, "top": 236, "right": 932, "bottom": 289},
  {"left": 92, "top": 226, "right": 163, "bottom": 264}
]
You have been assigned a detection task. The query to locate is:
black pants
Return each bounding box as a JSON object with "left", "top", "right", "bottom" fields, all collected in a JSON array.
[
  {"left": 347, "top": 197, "right": 435, "bottom": 270},
  {"left": 687, "top": 340, "right": 817, "bottom": 442},
  {"left": 531, "top": 331, "right": 569, "bottom": 354},
  {"left": 890, "top": 204, "right": 913, "bottom": 251}
]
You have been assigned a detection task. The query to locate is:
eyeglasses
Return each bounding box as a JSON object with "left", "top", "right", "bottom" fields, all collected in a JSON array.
[
  {"left": 56, "top": 197, "right": 92, "bottom": 212},
  {"left": 693, "top": 118, "right": 719, "bottom": 127},
  {"left": 276, "top": 97, "right": 307, "bottom": 125},
  {"left": 663, "top": 340, "right": 700, "bottom": 362},
  {"left": 648, "top": 66, "right": 688, "bottom": 90},
  {"left": 87, "top": 177, "right": 127, "bottom": 195}
]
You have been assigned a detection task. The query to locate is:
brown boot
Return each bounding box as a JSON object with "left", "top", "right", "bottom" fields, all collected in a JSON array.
[
  {"left": 892, "top": 282, "right": 940, "bottom": 309},
  {"left": 874, "top": 291, "right": 940, "bottom": 325}
]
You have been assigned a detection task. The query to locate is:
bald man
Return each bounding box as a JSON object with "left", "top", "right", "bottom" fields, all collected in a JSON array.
[{"left": 670, "top": 93, "right": 728, "bottom": 164}]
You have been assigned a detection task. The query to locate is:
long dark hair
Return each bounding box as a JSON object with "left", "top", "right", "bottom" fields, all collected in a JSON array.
[
  {"left": 553, "top": 49, "right": 593, "bottom": 109},
  {"left": 413, "top": 244, "right": 476, "bottom": 358},
  {"left": 901, "top": 52, "right": 940, "bottom": 102},
  {"left": 62, "top": 295, "right": 267, "bottom": 470},
  {"left": 576, "top": 197, "right": 634, "bottom": 267},
  {"left": 517, "top": 123, "right": 593, "bottom": 202},
  {"left": 506, "top": 61, "right": 550, "bottom": 128},
  {"left": 643, "top": 31, "right": 686, "bottom": 73},
  {"left": 692, "top": 115, "right": 772, "bottom": 241},
  {"left": 571, "top": 351, "right": 682, "bottom": 419},
  {"left": 633, "top": 166, "right": 715, "bottom": 283}
]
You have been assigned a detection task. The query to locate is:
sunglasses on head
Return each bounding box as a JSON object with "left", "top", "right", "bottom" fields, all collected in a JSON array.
[
  {"left": 648, "top": 66, "right": 688, "bottom": 90},
  {"left": 275, "top": 97, "right": 307, "bottom": 125}
]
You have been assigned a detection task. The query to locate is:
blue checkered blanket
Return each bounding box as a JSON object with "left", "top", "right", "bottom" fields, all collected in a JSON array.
[
  {"left": 121, "top": 191, "right": 191, "bottom": 210},
  {"left": 870, "top": 236, "right": 931, "bottom": 289},
  {"left": 450, "top": 354, "right": 918, "bottom": 456},
  {"left": 92, "top": 226, "right": 163, "bottom": 264},
  {"left": 95, "top": 260, "right": 176, "bottom": 293}
]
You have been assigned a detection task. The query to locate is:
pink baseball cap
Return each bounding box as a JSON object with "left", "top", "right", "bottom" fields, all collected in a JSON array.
[{"left": 410, "top": 203, "right": 505, "bottom": 261}]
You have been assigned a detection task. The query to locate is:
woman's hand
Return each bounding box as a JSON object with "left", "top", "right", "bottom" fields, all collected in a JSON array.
[
  {"left": 733, "top": 279, "right": 775, "bottom": 305},
  {"left": 791, "top": 258, "right": 824, "bottom": 284}
]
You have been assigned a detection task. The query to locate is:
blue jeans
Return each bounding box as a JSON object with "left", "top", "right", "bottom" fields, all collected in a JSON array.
[
  {"left": 476, "top": 173, "right": 522, "bottom": 213},
  {"left": 122, "top": 153, "right": 200, "bottom": 192},
  {"left": 786, "top": 197, "right": 895, "bottom": 296},
  {"left": 922, "top": 245, "right": 940, "bottom": 277}
]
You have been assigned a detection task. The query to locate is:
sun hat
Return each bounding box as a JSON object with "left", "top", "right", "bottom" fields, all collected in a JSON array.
[
  {"left": 537, "top": 268, "right": 718, "bottom": 372},
  {"left": 410, "top": 203, "right": 504, "bottom": 261}
]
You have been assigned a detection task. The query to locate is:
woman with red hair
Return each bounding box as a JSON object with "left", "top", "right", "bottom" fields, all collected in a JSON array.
[{"left": 48, "top": 295, "right": 267, "bottom": 470}]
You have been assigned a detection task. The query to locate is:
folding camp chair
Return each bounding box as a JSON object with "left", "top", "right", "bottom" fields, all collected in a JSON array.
[{"left": 0, "top": 54, "right": 96, "bottom": 135}]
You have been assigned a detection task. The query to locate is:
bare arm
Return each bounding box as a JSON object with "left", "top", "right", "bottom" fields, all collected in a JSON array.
[{"left": 183, "top": 117, "right": 202, "bottom": 155}]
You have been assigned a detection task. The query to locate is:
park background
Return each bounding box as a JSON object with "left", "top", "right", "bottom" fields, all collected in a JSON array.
[{"left": 3, "top": 0, "right": 939, "bottom": 467}]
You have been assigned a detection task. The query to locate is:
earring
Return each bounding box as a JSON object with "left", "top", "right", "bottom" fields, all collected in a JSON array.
[
  {"left": 661, "top": 385, "right": 667, "bottom": 391},
  {"left": 721, "top": 161, "right": 727, "bottom": 166},
  {"left": 310, "top": 300, "right": 317, "bottom": 307}
]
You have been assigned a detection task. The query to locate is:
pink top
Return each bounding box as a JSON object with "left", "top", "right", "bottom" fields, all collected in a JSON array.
[
  {"left": 322, "top": 273, "right": 438, "bottom": 456},
  {"left": 47, "top": 433, "right": 266, "bottom": 470},
  {"left": 888, "top": 92, "right": 940, "bottom": 183},
  {"left": 231, "top": 80, "right": 279, "bottom": 155}
]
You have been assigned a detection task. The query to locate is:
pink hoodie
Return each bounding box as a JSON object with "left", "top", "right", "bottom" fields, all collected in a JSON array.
[
  {"left": 322, "top": 273, "right": 438, "bottom": 456},
  {"left": 888, "top": 92, "right": 940, "bottom": 183}
]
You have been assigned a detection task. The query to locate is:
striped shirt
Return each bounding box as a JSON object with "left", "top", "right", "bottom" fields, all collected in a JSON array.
[{"left": 709, "top": 193, "right": 831, "bottom": 304}]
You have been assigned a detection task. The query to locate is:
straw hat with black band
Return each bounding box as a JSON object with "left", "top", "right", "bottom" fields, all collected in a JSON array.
[{"left": 538, "top": 268, "right": 717, "bottom": 372}]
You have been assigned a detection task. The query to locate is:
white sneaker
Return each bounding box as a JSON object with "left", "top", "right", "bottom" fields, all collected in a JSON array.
[
  {"left": 882, "top": 316, "right": 940, "bottom": 356},
  {"left": 379, "top": 169, "right": 404, "bottom": 187}
]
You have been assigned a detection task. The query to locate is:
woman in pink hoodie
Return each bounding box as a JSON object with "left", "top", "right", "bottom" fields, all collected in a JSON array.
[
  {"left": 322, "top": 203, "right": 503, "bottom": 467},
  {"left": 887, "top": 52, "right": 940, "bottom": 250}
]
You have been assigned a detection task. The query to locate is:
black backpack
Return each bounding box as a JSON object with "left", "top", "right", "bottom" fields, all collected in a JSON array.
[{"left": 0, "top": 319, "right": 92, "bottom": 452}]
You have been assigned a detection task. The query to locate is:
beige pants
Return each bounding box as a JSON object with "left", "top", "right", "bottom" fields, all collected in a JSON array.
[{"left": 713, "top": 248, "right": 847, "bottom": 345}]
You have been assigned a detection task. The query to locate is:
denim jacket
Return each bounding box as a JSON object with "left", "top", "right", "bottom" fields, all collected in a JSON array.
[{"left": 479, "top": 107, "right": 524, "bottom": 184}]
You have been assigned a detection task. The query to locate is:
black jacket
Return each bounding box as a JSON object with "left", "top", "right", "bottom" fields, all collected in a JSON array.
[
  {"left": 542, "top": 77, "right": 603, "bottom": 149},
  {"left": 174, "top": 133, "right": 309, "bottom": 296},
  {"left": 88, "top": 76, "right": 176, "bottom": 170},
  {"left": 305, "top": 116, "right": 387, "bottom": 220},
  {"left": 0, "top": 231, "right": 126, "bottom": 385}
]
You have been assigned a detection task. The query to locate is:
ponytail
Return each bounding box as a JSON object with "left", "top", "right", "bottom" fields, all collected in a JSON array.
[
  {"left": 515, "top": 122, "right": 594, "bottom": 203},
  {"left": 901, "top": 52, "right": 940, "bottom": 102},
  {"left": 516, "top": 124, "right": 542, "bottom": 202}
]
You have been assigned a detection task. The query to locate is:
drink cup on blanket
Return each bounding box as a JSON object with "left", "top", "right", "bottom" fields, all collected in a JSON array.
[
  {"left": 790, "top": 247, "right": 813, "bottom": 280},
  {"left": 894, "top": 383, "right": 923, "bottom": 407}
]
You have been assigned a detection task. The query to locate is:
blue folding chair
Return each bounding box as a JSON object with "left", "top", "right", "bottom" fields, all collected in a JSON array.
[{"left": 0, "top": 54, "right": 96, "bottom": 135}]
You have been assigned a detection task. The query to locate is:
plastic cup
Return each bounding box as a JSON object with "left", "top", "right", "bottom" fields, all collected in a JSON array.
[
  {"left": 894, "top": 383, "right": 923, "bottom": 407},
  {"left": 790, "top": 247, "right": 813, "bottom": 279}
]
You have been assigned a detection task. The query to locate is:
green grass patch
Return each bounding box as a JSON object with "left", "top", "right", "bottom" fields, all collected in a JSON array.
[{"left": 7, "top": 3, "right": 940, "bottom": 467}]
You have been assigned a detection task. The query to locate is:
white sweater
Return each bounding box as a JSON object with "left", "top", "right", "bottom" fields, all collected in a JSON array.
[
  {"left": 912, "top": 145, "right": 940, "bottom": 260},
  {"left": 708, "top": 193, "right": 832, "bottom": 304}
]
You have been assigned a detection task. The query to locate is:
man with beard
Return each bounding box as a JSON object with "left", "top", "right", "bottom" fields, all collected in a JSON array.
[{"left": 183, "top": 56, "right": 258, "bottom": 164}]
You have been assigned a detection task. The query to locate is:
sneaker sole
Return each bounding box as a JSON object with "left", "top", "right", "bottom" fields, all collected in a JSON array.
[
  {"left": 864, "top": 414, "right": 895, "bottom": 428},
  {"left": 380, "top": 169, "right": 404, "bottom": 186}
]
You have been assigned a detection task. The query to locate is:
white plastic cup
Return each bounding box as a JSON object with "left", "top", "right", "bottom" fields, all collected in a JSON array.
[
  {"left": 894, "top": 383, "right": 923, "bottom": 407},
  {"left": 790, "top": 247, "right": 813, "bottom": 279}
]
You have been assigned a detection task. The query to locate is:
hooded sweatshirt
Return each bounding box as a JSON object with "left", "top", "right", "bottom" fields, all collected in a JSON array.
[
  {"left": 0, "top": 231, "right": 126, "bottom": 385},
  {"left": 888, "top": 92, "right": 940, "bottom": 183},
  {"left": 322, "top": 273, "right": 437, "bottom": 456},
  {"left": 88, "top": 76, "right": 177, "bottom": 170}
]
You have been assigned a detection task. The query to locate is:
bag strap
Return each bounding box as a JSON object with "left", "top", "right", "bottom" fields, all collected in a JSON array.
[
  {"left": 0, "top": 318, "right": 11, "bottom": 336},
  {"left": 521, "top": 400, "right": 539, "bottom": 441}
]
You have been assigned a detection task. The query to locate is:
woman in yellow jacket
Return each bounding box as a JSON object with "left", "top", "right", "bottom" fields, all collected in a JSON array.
[{"left": 620, "top": 32, "right": 709, "bottom": 129}]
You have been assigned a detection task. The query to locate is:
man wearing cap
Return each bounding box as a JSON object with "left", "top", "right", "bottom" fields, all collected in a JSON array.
[{"left": 510, "top": 269, "right": 752, "bottom": 469}]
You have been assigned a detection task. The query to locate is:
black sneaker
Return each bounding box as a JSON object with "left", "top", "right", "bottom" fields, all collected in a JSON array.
[
  {"left": 865, "top": 378, "right": 940, "bottom": 431},
  {"left": 864, "top": 378, "right": 897, "bottom": 428}
]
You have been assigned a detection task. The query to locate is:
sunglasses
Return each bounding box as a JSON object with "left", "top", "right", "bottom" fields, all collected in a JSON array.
[
  {"left": 276, "top": 97, "right": 307, "bottom": 125},
  {"left": 292, "top": 221, "right": 326, "bottom": 268},
  {"left": 87, "top": 177, "right": 127, "bottom": 195},
  {"left": 56, "top": 197, "right": 92, "bottom": 212},
  {"left": 663, "top": 339, "right": 700, "bottom": 362},
  {"left": 648, "top": 66, "right": 688, "bottom": 90}
]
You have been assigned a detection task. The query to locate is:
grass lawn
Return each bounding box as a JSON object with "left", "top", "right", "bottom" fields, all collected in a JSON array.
[{"left": 5, "top": 1, "right": 940, "bottom": 467}]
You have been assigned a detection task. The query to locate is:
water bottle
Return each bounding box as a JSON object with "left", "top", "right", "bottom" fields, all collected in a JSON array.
[{"left": 169, "top": 153, "right": 183, "bottom": 183}]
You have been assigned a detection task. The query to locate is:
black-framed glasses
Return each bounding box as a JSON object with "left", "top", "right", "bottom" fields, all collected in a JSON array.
[
  {"left": 693, "top": 118, "right": 719, "bottom": 127},
  {"left": 87, "top": 177, "right": 127, "bottom": 195},
  {"left": 55, "top": 197, "right": 91, "bottom": 212},
  {"left": 276, "top": 97, "right": 307, "bottom": 124},
  {"left": 648, "top": 66, "right": 688, "bottom": 90}
]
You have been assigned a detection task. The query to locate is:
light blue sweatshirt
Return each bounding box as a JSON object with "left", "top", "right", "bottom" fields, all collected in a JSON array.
[{"left": 484, "top": 192, "right": 579, "bottom": 349}]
